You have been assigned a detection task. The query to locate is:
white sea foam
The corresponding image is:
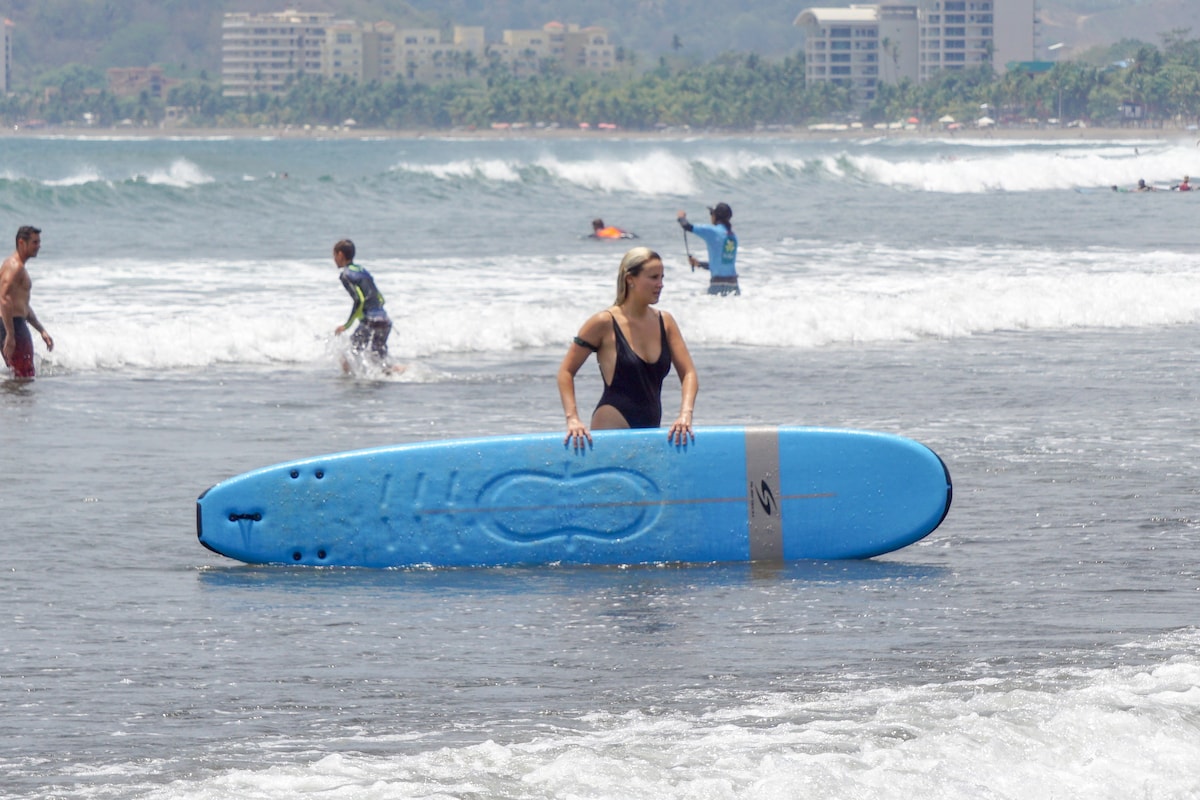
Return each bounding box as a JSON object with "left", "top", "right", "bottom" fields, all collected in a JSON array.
[
  {"left": 387, "top": 141, "right": 1200, "bottom": 195},
  {"left": 43, "top": 166, "right": 106, "bottom": 187},
  {"left": 395, "top": 158, "right": 524, "bottom": 182},
  {"left": 535, "top": 150, "right": 699, "bottom": 195},
  {"left": 31, "top": 243, "right": 1200, "bottom": 374},
  {"left": 4, "top": 157, "right": 214, "bottom": 188},
  {"left": 136, "top": 158, "right": 215, "bottom": 187},
  {"left": 122, "top": 636, "right": 1200, "bottom": 799},
  {"left": 846, "top": 142, "right": 1199, "bottom": 193},
  {"left": 695, "top": 150, "right": 810, "bottom": 182}
]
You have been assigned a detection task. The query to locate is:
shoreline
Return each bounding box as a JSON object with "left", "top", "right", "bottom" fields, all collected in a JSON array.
[{"left": 6, "top": 122, "right": 1198, "bottom": 143}]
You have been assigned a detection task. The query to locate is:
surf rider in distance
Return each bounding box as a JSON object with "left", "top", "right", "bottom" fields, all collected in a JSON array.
[
  {"left": 589, "top": 218, "right": 637, "bottom": 240},
  {"left": 558, "top": 246, "right": 698, "bottom": 450},
  {"left": 0, "top": 225, "right": 54, "bottom": 380},
  {"left": 677, "top": 202, "right": 739, "bottom": 295},
  {"left": 1111, "top": 179, "right": 1156, "bottom": 193},
  {"left": 332, "top": 239, "right": 403, "bottom": 374}
]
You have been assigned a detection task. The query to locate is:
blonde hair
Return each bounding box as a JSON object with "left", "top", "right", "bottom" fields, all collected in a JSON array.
[{"left": 614, "top": 246, "right": 661, "bottom": 305}]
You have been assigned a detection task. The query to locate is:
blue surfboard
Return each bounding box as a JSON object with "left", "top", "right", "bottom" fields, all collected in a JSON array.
[{"left": 196, "top": 426, "right": 952, "bottom": 568}]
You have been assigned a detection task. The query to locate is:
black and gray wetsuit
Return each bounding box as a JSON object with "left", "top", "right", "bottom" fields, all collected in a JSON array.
[{"left": 340, "top": 263, "right": 392, "bottom": 357}]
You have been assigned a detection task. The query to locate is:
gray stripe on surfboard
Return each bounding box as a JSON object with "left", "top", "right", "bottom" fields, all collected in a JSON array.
[{"left": 745, "top": 426, "right": 783, "bottom": 561}]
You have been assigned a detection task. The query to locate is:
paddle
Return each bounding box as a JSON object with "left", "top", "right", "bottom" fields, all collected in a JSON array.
[{"left": 683, "top": 228, "right": 694, "bottom": 272}]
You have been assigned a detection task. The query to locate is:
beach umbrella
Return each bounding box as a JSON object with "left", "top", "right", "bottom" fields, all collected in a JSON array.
[
  {"left": 976, "top": 116, "right": 995, "bottom": 127},
  {"left": 907, "top": 116, "right": 920, "bottom": 124},
  {"left": 939, "top": 114, "right": 955, "bottom": 123}
]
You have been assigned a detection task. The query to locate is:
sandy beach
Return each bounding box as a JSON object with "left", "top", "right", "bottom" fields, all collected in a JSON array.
[{"left": 8, "top": 121, "right": 1198, "bottom": 142}]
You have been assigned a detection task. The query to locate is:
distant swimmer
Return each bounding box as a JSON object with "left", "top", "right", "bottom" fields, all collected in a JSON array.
[
  {"left": 0, "top": 225, "right": 54, "bottom": 380},
  {"left": 1135, "top": 178, "right": 1155, "bottom": 192},
  {"left": 589, "top": 218, "right": 637, "bottom": 240},
  {"left": 331, "top": 239, "right": 404, "bottom": 374},
  {"left": 677, "top": 202, "right": 739, "bottom": 296},
  {"left": 1176, "top": 175, "right": 1192, "bottom": 191}
]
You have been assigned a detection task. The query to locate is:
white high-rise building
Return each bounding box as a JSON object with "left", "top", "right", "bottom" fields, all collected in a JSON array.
[
  {"left": 796, "top": 1, "right": 1037, "bottom": 107},
  {"left": 222, "top": 11, "right": 616, "bottom": 96},
  {"left": 322, "top": 21, "right": 365, "bottom": 82},
  {"left": 919, "top": 0, "right": 1035, "bottom": 81},
  {"left": 487, "top": 22, "right": 616, "bottom": 78},
  {"left": 221, "top": 10, "right": 335, "bottom": 97},
  {"left": 795, "top": 5, "right": 920, "bottom": 106}
]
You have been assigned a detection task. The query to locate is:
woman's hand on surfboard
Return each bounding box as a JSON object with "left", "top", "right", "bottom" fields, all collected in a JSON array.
[
  {"left": 667, "top": 411, "right": 694, "bottom": 446},
  {"left": 564, "top": 415, "right": 593, "bottom": 450}
]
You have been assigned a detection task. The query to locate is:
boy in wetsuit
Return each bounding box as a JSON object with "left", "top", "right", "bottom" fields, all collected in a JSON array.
[
  {"left": 332, "top": 239, "right": 393, "bottom": 365},
  {"left": 0, "top": 225, "right": 54, "bottom": 379}
]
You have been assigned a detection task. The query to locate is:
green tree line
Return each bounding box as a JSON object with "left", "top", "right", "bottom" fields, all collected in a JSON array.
[
  {"left": 4, "top": 34, "right": 1200, "bottom": 131},
  {"left": 867, "top": 32, "right": 1200, "bottom": 128}
]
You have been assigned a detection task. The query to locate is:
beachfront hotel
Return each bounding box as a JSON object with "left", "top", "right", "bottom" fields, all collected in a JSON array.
[
  {"left": 221, "top": 10, "right": 616, "bottom": 97},
  {"left": 795, "top": 0, "right": 1037, "bottom": 106},
  {"left": 221, "top": 10, "right": 331, "bottom": 96},
  {"left": 488, "top": 22, "right": 617, "bottom": 79},
  {"left": 321, "top": 22, "right": 486, "bottom": 84}
]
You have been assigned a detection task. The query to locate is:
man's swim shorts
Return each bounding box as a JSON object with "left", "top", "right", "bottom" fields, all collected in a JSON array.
[{"left": 0, "top": 316, "right": 35, "bottom": 378}]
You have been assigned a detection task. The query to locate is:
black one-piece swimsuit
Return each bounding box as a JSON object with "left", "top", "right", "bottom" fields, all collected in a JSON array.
[{"left": 596, "top": 311, "right": 672, "bottom": 428}]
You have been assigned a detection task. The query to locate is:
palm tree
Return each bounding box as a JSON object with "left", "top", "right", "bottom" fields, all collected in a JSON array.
[{"left": 881, "top": 36, "right": 900, "bottom": 83}]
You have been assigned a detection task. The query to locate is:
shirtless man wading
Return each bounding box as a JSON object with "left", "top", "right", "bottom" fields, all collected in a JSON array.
[{"left": 0, "top": 226, "right": 54, "bottom": 379}]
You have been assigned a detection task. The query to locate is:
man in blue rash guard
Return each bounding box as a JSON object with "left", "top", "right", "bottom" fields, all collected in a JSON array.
[
  {"left": 677, "top": 202, "right": 739, "bottom": 296},
  {"left": 332, "top": 239, "right": 393, "bottom": 365}
]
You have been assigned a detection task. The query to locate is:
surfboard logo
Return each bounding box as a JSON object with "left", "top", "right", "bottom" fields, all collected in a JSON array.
[{"left": 750, "top": 479, "right": 777, "bottom": 517}]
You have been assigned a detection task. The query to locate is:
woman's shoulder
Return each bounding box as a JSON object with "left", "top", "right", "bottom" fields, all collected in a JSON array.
[{"left": 580, "top": 307, "right": 617, "bottom": 331}]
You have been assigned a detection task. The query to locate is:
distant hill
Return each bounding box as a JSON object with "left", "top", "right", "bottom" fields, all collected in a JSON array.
[
  {"left": 1, "top": 0, "right": 1198, "bottom": 85},
  {"left": 1038, "top": 0, "right": 1200, "bottom": 54}
]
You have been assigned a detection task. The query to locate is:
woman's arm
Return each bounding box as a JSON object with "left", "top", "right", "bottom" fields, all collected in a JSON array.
[
  {"left": 662, "top": 311, "right": 698, "bottom": 445},
  {"left": 557, "top": 313, "right": 608, "bottom": 449}
]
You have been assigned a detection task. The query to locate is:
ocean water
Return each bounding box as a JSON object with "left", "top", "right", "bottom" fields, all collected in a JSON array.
[{"left": 3, "top": 131, "right": 1200, "bottom": 798}]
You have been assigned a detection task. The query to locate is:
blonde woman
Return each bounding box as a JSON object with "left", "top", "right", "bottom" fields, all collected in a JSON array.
[{"left": 557, "top": 247, "right": 698, "bottom": 449}]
